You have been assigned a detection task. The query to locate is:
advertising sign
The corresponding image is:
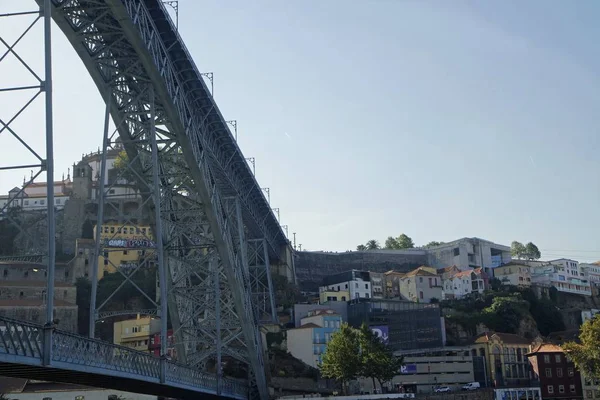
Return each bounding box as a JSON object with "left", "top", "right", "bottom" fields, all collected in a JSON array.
[
  {"left": 370, "top": 325, "right": 389, "bottom": 344},
  {"left": 400, "top": 364, "right": 417, "bottom": 374},
  {"left": 105, "top": 238, "right": 156, "bottom": 249}
]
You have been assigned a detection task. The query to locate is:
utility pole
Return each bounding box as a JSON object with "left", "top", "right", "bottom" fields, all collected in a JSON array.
[{"left": 293, "top": 232, "right": 297, "bottom": 250}]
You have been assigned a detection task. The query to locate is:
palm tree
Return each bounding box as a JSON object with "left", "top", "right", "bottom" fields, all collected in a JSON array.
[
  {"left": 366, "top": 240, "right": 380, "bottom": 250},
  {"left": 356, "top": 244, "right": 367, "bottom": 251}
]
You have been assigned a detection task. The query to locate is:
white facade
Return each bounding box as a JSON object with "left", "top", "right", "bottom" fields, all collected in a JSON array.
[
  {"left": 581, "top": 263, "right": 600, "bottom": 286},
  {"left": 0, "top": 179, "right": 72, "bottom": 212},
  {"left": 442, "top": 269, "right": 486, "bottom": 299},
  {"left": 398, "top": 268, "right": 443, "bottom": 303},
  {"left": 531, "top": 261, "right": 591, "bottom": 296},
  {"left": 322, "top": 279, "right": 371, "bottom": 300},
  {"left": 427, "top": 237, "right": 511, "bottom": 276}
]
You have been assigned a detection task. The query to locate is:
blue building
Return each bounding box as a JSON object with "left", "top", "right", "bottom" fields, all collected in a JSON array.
[{"left": 287, "top": 309, "right": 343, "bottom": 368}]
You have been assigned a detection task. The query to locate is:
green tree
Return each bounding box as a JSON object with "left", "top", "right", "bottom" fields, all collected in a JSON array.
[
  {"left": 320, "top": 323, "right": 362, "bottom": 394},
  {"left": 384, "top": 236, "right": 399, "bottom": 250},
  {"left": 424, "top": 241, "right": 444, "bottom": 248},
  {"left": 511, "top": 241, "right": 526, "bottom": 259},
  {"left": 365, "top": 240, "right": 380, "bottom": 250},
  {"left": 112, "top": 150, "right": 137, "bottom": 184},
  {"left": 482, "top": 296, "right": 529, "bottom": 334},
  {"left": 524, "top": 242, "right": 541, "bottom": 260},
  {"left": 396, "top": 234, "right": 414, "bottom": 249},
  {"left": 563, "top": 317, "right": 600, "bottom": 380},
  {"left": 271, "top": 273, "right": 301, "bottom": 309},
  {"left": 356, "top": 244, "right": 367, "bottom": 251},
  {"left": 358, "top": 324, "right": 404, "bottom": 391}
]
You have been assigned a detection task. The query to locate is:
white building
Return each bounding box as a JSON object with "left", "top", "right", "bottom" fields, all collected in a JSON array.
[
  {"left": 0, "top": 177, "right": 72, "bottom": 212},
  {"left": 531, "top": 260, "right": 591, "bottom": 296},
  {"left": 321, "top": 269, "right": 371, "bottom": 300},
  {"left": 427, "top": 237, "right": 511, "bottom": 277},
  {"left": 442, "top": 268, "right": 488, "bottom": 300},
  {"left": 398, "top": 266, "right": 443, "bottom": 303},
  {"left": 581, "top": 263, "right": 600, "bottom": 286},
  {"left": 581, "top": 309, "right": 600, "bottom": 323}
]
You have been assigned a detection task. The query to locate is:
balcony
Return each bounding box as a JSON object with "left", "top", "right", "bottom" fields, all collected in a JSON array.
[{"left": 556, "top": 286, "right": 592, "bottom": 296}]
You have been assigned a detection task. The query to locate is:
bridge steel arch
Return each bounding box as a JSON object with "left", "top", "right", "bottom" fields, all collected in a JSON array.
[{"left": 32, "top": 0, "right": 293, "bottom": 398}]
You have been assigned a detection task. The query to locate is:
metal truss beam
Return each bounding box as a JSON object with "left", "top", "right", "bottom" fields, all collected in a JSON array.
[
  {"left": 38, "top": 1, "right": 270, "bottom": 397},
  {"left": 0, "top": 0, "right": 57, "bottom": 364}
]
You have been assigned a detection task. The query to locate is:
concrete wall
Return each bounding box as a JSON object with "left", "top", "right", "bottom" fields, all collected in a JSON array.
[
  {"left": 0, "top": 284, "right": 76, "bottom": 304},
  {"left": 296, "top": 251, "right": 427, "bottom": 292},
  {"left": 287, "top": 327, "right": 317, "bottom": 368}
]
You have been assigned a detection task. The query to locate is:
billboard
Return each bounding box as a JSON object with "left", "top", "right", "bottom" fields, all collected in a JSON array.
[
  {"left": 370, "top": 325, "right": 389, "bottom": 344},
  {"left": 400, "top": 364, "right": 417, "bottom": 374}
]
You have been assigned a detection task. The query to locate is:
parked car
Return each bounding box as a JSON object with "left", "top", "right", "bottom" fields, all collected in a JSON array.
[
  {"left": 462, "top": 382, "right": 481, "bottom": 391},
  {"left": 434, "top": 386, "right": 451, "bottom": 393}
]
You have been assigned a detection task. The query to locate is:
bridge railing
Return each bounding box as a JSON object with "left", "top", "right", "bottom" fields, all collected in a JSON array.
[
  {"left": 0, "top": 316, "right": 247, "bottom": 397},
  {"left": 0, "top": 316, "right": 43, "bottom": 359}
]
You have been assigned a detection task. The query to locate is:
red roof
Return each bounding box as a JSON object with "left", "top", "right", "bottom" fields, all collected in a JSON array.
[{"left": 527, "top": 343, "right": 563, "bottom": 355}]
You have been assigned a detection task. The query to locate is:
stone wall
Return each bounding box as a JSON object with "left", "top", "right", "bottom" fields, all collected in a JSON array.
[
  {"left": 295, "top": 251, "right": 427, "bottom": 292},
  {"left": 0, "top": 305, "right": 78, "bottom": 333},
  {"left": 0, "top": 285, "right": 76, "bottom": 304}
]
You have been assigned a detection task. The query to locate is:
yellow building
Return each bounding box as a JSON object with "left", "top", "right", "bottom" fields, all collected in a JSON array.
[
  {"left": 493, "top": 262, "right": 532, "bottom": 287},
  {"left": 93, "top": 223, "right": 155, "bottom": 279},
  {"left": 469, "top": 332, "right": 533, "bottom": 388},
  {"left": 318, "top": 287, "right": 350, "bottom": 303},
  {"left": 113, "top": 314, "right": 160, "bottom": 351}
]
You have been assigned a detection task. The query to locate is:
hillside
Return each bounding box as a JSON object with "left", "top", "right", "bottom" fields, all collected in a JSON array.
[{"left": 441, "top": 285, "right": 590, "bottom": 344}]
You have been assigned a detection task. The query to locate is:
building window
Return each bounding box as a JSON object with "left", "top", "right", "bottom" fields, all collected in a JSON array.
[
  {"left": 545, "top": 368, "right": 552, "bottom": 377},
  {"left": 24, "top": 271, "right": 29, "bottom": 278},
  {"left": 453, "top": 248, "right": 460, "bottom": 256},
  {"left": 355, "top": 283, "right": 358, "bottom": 288},
  {"left": 544, "top": 355, "right": 551, "bottom": 363},
  {"left": 571, "top": 385, "right": 576, "bottom": 393},
  {"left": 3, "top": 269, "right": 7, "bottom": 277},
  {"left": 24, "top": 200, "right": 29, "bottom": 206},
  {"left": 419, "top": 291, "right": 423, "bottom": 300},
  {"left": 568, "top": 367, "right": 574, "bottom": 377},
  {"left": 63, "top": 290, "right": 68, "bottom": 299},
  {"left": 75, "top": 396, "right": 84, "bottom": 400},
  {"left": 557, "top": 368, "right": 563, "bottom": 377},
  {"left": 123, "top": 250, "right": 128, "bottom": 255},
  {"left": 559, "top": 385, "right": 565, "bottom": 394},
  {"left": 364, "top": 283, "right": 368, "bottom": 289},
  {"left": 40, "top": 200, "right": 45, "bottom": 205},
  {"left": 548, "top": 386, "right": 554, "bottom": 394},
  {"left": 56, "top": 199, "right": 61, "bottom": 204},
  {"left": 110, "top": 227, "right": 115, "bottom": 234},
  {"left": 19, "top": 291, "right": 24, "bottom": 299},
  {"left": 555, "top": 354, "right": 562, "bottom": 363}
]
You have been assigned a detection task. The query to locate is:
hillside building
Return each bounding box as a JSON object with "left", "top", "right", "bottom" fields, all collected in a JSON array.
[
  {"left": 427, "top": 238, "right": 511, "bottom": 276},
  {"left": 527, "top": 343, "right": 583, "bottom": 400},
  {"left": 113, "top": 314, "right": 160, "bottom": 352},
  {"left": 398, "top": 266, "right": 442, "bottom": 303},
  {"left": 442, "top": 268, "right": 488, "bottom": 300},
  {"left": 321, "top": 269, "right": 371, "bottom": 300},
  {"left": 286, "top": 310, "right": 342, "bottom": 368},
  {"left": 494, "top": 262, "right": 532, "bottom": 287}
]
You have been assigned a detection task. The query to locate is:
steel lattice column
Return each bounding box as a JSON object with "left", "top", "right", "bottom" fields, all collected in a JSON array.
[{"left": 246, "top": 239, "right": 277, "bottom": 324}]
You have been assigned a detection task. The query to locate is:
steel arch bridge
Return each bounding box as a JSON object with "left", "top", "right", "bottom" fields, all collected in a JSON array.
[{"left": 0, "top": 0, "right": 296, "bottom": 399}]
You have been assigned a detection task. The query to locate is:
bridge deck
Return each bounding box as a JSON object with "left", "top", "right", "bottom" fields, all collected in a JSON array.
[{"left": 0, "top": 317, "right": 246, "bottom": 400}]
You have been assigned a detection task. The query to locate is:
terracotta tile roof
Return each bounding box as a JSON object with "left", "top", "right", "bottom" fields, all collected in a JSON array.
[
  {"left": 0, "top": 299, "right": 75, "bottom": 307},
  {"left": 0, "top": 280, "right": 73, "bottom": 288},
  {"left": 437, "top": 266, "right": 459, "bottom": 274},
  {"left": 291, "top": 323, "right": 321, "bottom": 330},
  {"left": 472, "top": 332, "right": 531, "bottom": 345},
  {"left": 404, "top": 267, "right": 437, "bottom": 277},
  {"left": 527, "top": 343, "right": 563, "bottom": 355}
]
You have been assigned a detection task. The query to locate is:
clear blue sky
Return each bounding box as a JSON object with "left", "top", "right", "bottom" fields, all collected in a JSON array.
[{"left": 1, "top": 1, "right": 599, "bottom": 261}]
